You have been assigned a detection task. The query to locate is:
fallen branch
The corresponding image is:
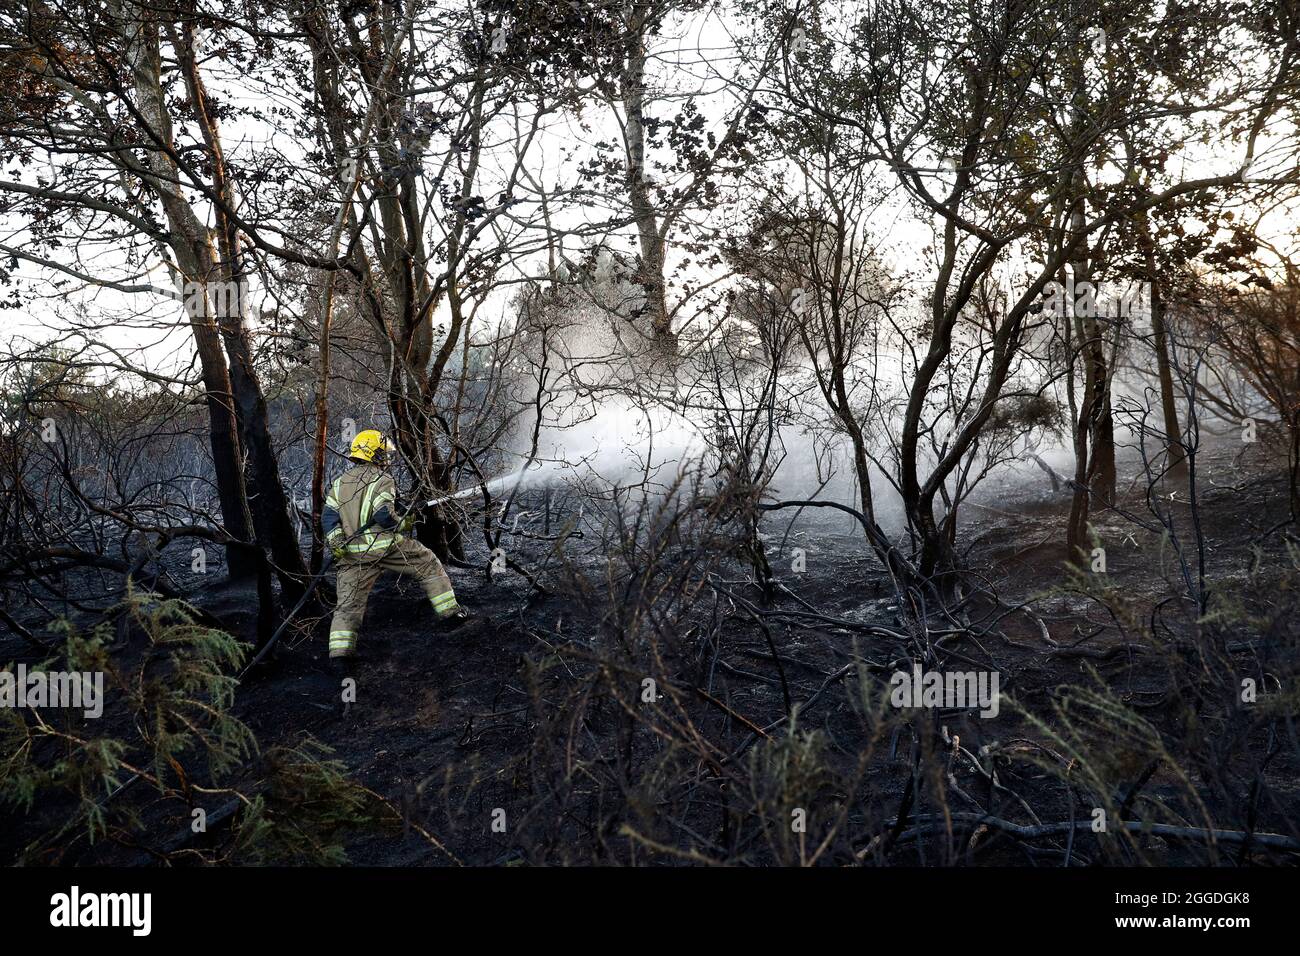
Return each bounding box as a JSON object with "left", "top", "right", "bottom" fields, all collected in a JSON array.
[{"left": 857, "top": 811, "right": 1300, "bottom": 859}]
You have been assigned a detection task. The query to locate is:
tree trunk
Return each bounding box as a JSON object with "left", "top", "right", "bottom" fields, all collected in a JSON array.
[
  {"left": 1064, "top": 17, "right": 1114, "bottom": 561},
  {"left": 195, "top": 326, "right": 257, "bottom": 579},
  {"left": 1136, "top": 206, "right": 1186, "bottom": 478},
  {"left": 174, "top": 23, "right": 309, "bottom": 602},
  {"left": 1149, "top": 275, "right": 1186, "bottom": 478},
  {"left": 124, "top": 8, "right": 256, "bottom": 580},
  {"left": 622, "top": 3, "right": 673, "bottom": 347},
  {"left": 130, "top": 10, "right": 306, "bottom": 601},
  {"left": 215, "top": 292, "right": 310, "bottom": 603}
]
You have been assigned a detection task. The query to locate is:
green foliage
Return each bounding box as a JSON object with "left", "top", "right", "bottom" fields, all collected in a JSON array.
[
  {"left": 1010, "top": 668, "right": 1196, "bottom": 799},
  {"left": 227, "top": 737, "right": 388, "bottom": 866},
  {"left": 746, "top": 710, "right": 833, "bottom": 864},
  {"left": 0, "top": 592, "right": 383, "bottom": 863},
  {"left": 122, "top": 591, "right": 255, "bottom": 784},
  {"left": 0, "top": 705, "right": 129, "bottom": 843}
]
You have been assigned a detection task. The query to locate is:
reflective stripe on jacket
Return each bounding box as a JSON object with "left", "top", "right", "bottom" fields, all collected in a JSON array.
[{"left": 322, "top": 462, "right": 401, "bottom": 555}]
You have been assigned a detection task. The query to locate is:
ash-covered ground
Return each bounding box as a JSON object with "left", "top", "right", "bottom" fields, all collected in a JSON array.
[{"left": 4, "top": 435, "right": 1298, "bottom": 866}]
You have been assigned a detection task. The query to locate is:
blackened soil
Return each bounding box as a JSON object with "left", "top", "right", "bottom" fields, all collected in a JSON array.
[{"left": 4, "top": 435, "right": 1298, "bottom": 866}]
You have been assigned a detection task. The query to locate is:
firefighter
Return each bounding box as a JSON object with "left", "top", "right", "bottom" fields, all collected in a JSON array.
[{"left": 322, "top": 429, "right": 471, "bottom": 660}]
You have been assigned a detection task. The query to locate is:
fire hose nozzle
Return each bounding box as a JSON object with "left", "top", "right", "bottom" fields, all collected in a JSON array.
[{"left": 424, "top": 485, "right": 483, "bottom": 509}]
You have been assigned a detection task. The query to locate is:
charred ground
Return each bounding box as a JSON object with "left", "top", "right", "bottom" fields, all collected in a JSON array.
[{"left": 4, "top": 434, "right": 1298, "bottom": 867}]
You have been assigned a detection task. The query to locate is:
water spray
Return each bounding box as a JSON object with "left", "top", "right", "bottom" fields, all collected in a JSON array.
[{"left": 422, "top": 459, "right": 546, "bottom": 509}]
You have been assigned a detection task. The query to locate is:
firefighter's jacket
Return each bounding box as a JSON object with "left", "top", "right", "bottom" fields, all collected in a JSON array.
[{"left": 322, "top": 462, "right": 402, "bottom": 558}]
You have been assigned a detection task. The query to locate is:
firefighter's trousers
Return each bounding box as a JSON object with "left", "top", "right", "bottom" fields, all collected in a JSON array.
[{"left": 328, "top": 537, "right": 460, "bottom": 658}]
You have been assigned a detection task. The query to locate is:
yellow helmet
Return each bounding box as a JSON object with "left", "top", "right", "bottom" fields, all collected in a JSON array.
[{"left": 349, "top": 429, "right": 391, "bottom": 464}]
